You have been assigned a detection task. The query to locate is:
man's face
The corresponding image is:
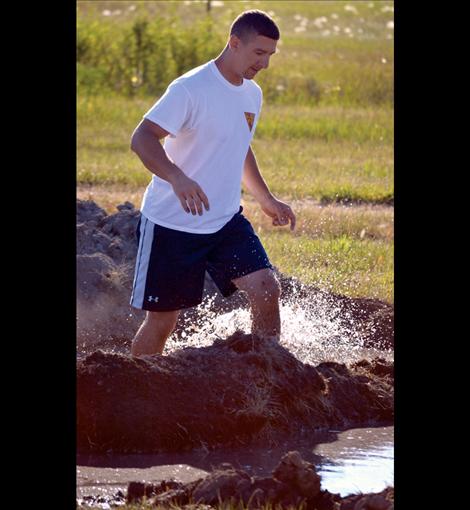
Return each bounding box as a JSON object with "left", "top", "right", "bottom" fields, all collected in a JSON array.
[{"left": 230, "top": 34, "right": 278, "bottom": 79}]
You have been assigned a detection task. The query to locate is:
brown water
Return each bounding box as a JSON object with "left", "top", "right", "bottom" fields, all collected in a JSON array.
[{"left": 77, "top": 425, "right": 393, "bottom": 501}]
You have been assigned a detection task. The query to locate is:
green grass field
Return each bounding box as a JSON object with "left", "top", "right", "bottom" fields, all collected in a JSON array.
[{"left": 77, "top": 0, "right": 394, "bottom": 303}]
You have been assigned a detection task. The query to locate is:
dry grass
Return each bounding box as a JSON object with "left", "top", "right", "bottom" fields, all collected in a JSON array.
[
  {"left": 242, "top": 198, "right": 393, "bottom": 241},
  {"left": 77, "top": 186, "right": 393, "bottom": 241},
  {"left": 77, "top": 184, "right": 144, "bottom": 214}
]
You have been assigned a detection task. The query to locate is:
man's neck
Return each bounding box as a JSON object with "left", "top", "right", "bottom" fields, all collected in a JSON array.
[{"left": 214, "top": 50, "right": 243, "bottom": 86}]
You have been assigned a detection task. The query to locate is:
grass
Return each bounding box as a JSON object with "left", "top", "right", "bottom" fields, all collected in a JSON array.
[{"left": 262, "top": 232, "right": 393, "bottom": 302}]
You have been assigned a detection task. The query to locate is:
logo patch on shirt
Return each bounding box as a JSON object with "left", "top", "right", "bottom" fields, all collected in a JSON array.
[{"left": 244, "top": 112, "right": 255, "bottom": 131}]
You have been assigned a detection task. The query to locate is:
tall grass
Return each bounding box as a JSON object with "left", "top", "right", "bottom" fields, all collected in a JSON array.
[{"left": 77, "top": 15, "right": 223, "bottom": 96}]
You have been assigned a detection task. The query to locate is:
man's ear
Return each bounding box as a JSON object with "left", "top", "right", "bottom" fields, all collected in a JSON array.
[{"left": 228, "top": 34, "right": 241, "bottom": 51}]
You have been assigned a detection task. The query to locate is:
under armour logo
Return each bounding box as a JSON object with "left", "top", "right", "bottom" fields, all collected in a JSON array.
[{"left": 147, "top": 296, "right": 159, "bottom": 303}]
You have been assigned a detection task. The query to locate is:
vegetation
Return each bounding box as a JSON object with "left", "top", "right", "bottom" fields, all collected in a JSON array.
[{"left": 77, "top": 0, "right": 394, "bottom": 106}]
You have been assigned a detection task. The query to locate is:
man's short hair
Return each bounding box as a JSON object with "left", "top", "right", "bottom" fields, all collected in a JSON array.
[{"left": 230, "top": 10, "right": 280, "bottom": 42}]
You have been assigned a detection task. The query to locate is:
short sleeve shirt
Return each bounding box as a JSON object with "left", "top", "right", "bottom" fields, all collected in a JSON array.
[{"left": 140, "top": 60, "right": 262, "bottom": 233}]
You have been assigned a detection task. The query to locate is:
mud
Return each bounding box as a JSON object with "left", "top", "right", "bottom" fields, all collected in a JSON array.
[
  {"left": 76, "top": 199, "right": 394, "bottom": 355},
  {"left": 76, "top": 425, "right": 393, "bottom": 499},
  {"left": 77, "top": 331, "right": 393, "bottom": 454},
  {"left": 77, "top": 451, "right": 394, "bottom": 509}
]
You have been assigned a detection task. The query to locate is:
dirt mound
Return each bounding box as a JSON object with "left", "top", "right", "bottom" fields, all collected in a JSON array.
[
  {"left": 77, "top": 331, "right": 393, "bottom": 454},
  {"left": 76, "top": 199, "right": 394, "bottom": 354},
  {"left": 77, "top": 200, "right": 144, "bottom": 351},
  {"left": 78, "top": 451, "right": 393, "bottom": 509}
]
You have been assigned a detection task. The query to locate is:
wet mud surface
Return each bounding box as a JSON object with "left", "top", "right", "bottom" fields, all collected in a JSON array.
[
  {"left": 77, "top": 426, "right": 393, "bottom": 500},
  {"left": 77, "top": 450, "right": 394, "bottom": 509}
]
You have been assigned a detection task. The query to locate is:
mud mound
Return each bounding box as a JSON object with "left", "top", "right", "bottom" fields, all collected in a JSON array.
[
  {"left": 76, "top": 199, "right": 394, "bottom": 354},
  {"left": 78, "top": 451, "right": 393, "bottom": 509},
  {"left": 77, "top": 331, "right": 393, "bottom": 454}
]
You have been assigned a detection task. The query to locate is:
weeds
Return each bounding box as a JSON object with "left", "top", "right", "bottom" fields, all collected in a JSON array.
[{"left": 77, "top": 1, "right": 393, "bottom": 107}]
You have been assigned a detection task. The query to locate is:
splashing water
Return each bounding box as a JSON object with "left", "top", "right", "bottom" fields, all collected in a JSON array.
[{"left": 168, "top": 289, "right": 393, "bottom": 366}]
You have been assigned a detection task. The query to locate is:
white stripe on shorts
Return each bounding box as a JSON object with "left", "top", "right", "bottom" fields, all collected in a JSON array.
[{"left": 130, "top": 216, "right": 155, "bottom": 309}]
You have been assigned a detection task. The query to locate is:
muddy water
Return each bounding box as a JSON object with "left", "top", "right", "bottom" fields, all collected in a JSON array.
[
  {"left": 77, "top": 425, "right": 393, "bottom": 499},
  {"left": 314, "top": 426, "right": 394, "bottom": 495}
]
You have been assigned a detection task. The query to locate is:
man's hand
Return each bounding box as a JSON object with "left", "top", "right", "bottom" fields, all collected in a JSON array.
[
  {"left": 169, "top": 173, "right": 210, "bottom": 215},
  {"left": 260, "top": 196, "right": 296, "bottom": 231}
]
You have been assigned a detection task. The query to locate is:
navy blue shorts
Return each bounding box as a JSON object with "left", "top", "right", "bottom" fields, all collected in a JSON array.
[{"left": 130, "top": 207, "right": 273, "bottom": 311}]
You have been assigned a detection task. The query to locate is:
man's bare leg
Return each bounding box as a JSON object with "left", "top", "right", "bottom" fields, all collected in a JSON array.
[
  {"left": 131, "top": 310, "right": 180, "bottom": 357},
  {"left": 233, "top": 268, "right": 281, "bottom": 341}
]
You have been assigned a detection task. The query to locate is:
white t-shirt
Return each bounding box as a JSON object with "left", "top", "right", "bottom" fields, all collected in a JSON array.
[{"left": 140, "top": 59, "right": 263, "bottom": 233}]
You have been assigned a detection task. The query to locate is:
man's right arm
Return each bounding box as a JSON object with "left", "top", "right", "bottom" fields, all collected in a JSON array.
[{"left": 130, "top": 119, "right": 209, "bottom": 215}]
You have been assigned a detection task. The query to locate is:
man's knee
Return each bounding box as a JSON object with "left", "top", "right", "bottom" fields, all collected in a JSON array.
[
  {"left": 247, "top": 272, "right": 281, "bottom": 304},
  {"left": 145, "top": 309, "right": 180, "bottom": 334}
]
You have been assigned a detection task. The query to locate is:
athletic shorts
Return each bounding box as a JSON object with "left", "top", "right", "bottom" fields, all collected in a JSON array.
[{"left": 130, "top": 206, "right": 273, "bottom": 311}]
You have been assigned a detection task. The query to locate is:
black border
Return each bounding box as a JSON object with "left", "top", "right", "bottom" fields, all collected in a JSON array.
[{"left": 7, "top": 2, "right": 77, "bottom": 505}]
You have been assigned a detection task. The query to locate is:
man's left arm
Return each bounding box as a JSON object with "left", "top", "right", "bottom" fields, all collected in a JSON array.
[{"left": 242, "top": 146, "right": 296, "bottom": 231}]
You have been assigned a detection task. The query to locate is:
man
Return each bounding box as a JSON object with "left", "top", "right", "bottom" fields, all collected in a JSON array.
[{"left": 129, "top": 10, "right": 296, "bottom": 357}]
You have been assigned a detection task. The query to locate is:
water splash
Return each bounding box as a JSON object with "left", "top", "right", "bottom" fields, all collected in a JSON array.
[{"left": 169, "top": 288, "right": 393, "bottom": 366}]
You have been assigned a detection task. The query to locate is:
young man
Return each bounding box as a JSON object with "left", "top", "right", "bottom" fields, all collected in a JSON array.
[{"left": 129, "top": 10, "right": 296, "bottom": 356}]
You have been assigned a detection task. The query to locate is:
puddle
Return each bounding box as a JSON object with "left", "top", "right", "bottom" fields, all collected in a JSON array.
[
  {"left": 314, "top": 426, "right": 394, "bottom": 496},
  {"left": 77, "top": 425, "right": 393, "bottom": 499}
]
